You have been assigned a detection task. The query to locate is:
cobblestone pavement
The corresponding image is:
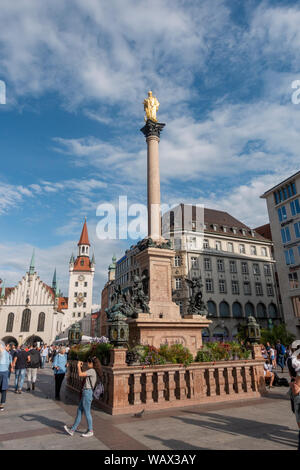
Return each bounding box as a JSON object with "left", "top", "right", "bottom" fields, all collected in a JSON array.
[{"left": 0, "top": 364, "right": 298, "bottom": 450}]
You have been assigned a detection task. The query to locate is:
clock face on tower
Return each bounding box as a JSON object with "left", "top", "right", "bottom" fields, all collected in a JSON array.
[{"left": 78, "top": 275, "right": 85, "bottom": 281}]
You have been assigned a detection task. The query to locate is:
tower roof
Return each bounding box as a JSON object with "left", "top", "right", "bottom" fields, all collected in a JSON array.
[
  {"left": 77, "top": 219, "right": 90, "bottom": 246},
  {"left": 29, "top": 249, "right": 35, "bottom": 274}
]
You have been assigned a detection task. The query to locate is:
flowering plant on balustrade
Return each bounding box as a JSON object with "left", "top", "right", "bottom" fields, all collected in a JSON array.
[
  {"left": 90, "top": 336, "right": 110, "bottom": 344},
  {"left": 142, "top": 345, "right": 167, "bottom": 366}
]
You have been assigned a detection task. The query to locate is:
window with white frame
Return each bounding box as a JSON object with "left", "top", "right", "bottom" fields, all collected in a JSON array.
[
  {"left": 229, "top": 260, "right": 237, "bottom": 273},
  {"left": 189, "top": 237, "right": 197, "bottom": 249},
  {"left": 215, "top": 241, "right": 221, "bottom": 251},
  {"left": 264, "top": 264, "right": 271, "bottom": 276},
  {"left": 250, "top": 246, "right": 257, "bottom": 256},
  {"left": 203, "top": 239, "right": 209, "bottom": 249},
  {"left": 267, "top": 284, "right": 274, "bottom": 296},
  {"left": 206, "top": 278, "right": 214, "bottom": 292},
  {"left": 255, "top": 282, "right": 263, "bottom": 296},
  {"left": 253, "top": 263, "right": 260, "bottom": 275},
  {"left": 232, "top": 280, "right": 239, "bottom": 294},
  {"left": 217, "top": 259, "right": 225, "bottom": 271},
  {"left": 261, "top": 247, "right": 267, "bottom": 257},
  {"left": 204, "top": 258, "right": 212, "bottom": 270},
  {"left": 219, "top": 279, "right": 226, "bottom": 293},
  {"left": 241, "top": 262, "right": 249, "bottom": 274},
  {"left": 174, "top": 256, "right": 181, "bottom": 267},
  {"left": 191, "top": 257, "right": 198, "bottom": 268},
  {"left": 289, "top": 273, "right": 299, "bottom": 289},
  {"left": 228, "top": 242, "right": 234, "bottom": 253},
  {"left": 239, "top": 244, "right": 246, "bottom": 254},
  {"left": 175, "top": 278, "right": 182, "bottom": 289},
  {"left": 243, "top": 281, "right": 251, "bottom": 295}
]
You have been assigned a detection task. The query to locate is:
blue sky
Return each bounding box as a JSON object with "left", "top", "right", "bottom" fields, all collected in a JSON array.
[{"left": 1, "top": 0, "right": 300, "bottom": 302}]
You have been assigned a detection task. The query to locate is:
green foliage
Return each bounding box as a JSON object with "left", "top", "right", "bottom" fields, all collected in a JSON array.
[
  {"left": 69, "top": 342, "right": 113, "bottom": 363},
  {"left": 141, "top": 345, "right": 167, "bottom": 366},
  {"left": 159, "top": 344, "right": 193, "bottom": 366},
  {"left": 195, "top": 341, "right": 251, "bottom": 362},
  {"left": 260, "top": 324, "right": 296, "bottom": 347}
]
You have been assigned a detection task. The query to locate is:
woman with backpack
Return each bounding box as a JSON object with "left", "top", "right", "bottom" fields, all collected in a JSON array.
[{"left": 64, "top": 356, "right": 102, "bottom": 438}]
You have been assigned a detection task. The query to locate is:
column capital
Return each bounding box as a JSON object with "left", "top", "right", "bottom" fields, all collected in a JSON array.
[{"left": 140, "top": 120, "right": 165, "bottom": 139}]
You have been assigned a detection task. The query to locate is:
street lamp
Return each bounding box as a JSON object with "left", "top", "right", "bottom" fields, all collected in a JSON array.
[
  {"left": 246, "top": 316, "right": 261, "bottom": 344},
  {"left": 68, "top": 322, "right": 82, "bottom": 346},
  {"left": 108, "top": 312, "right": 129, "bottom": 348}
]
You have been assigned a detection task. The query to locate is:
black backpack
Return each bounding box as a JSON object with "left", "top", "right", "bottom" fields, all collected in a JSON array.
[{"left": 29, "top": 350, "right": 41, "bottom": 368}]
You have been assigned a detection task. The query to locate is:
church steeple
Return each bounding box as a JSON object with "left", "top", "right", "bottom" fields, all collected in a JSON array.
[
  {"left": 0, "top": 280, "right": 5, "bottom": 298},
  {"left": 52, "top": 268, "right": 57, "bottom": 291},
  {"left": 29, "top": 249, "right": 35, "bottom": 275},
  {"left": 77, "top": 218, "right": 90, "bottom": 257}
]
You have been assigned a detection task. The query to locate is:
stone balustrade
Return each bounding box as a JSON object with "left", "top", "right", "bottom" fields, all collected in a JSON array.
[{"left": 67, "top": 353, "right": 267, "bottom": 415}]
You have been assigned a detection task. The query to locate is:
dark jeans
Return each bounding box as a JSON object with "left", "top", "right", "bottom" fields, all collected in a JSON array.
[
  {"left": 277, "top": 354, "right": 285, "bottom": 370},
  {"left": 1, "top": 390, "right": 7, "bottom": 404},
  {"left": 54, "top": 373, "right": 65, "bottom": 399}
]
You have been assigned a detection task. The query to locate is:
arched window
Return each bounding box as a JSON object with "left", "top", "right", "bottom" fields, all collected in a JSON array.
[
  {"left": 219, "top": 301, "right": 230, "bottom": 317},
  {"left": 232, "top": 302, "right": 243, "bottom": 318},
  {"left": 207, "top": 301, "right": 217, "bottom": 317},
  {"left": 245, "top": 302, "right": 254, "bottom": 318},
  {"left": 202, "top": 328, "right": 210, "bottom": 343},
  {"left": 268, "top": 303, "right": 278, "bottom": 318},
  {"left": 37, "top": 312, "right": 45, "bottom": 332},
  {"left": 257, "top": 303, "right": 267, "bottom": 318},
  {"left": 213, "top": 326, "right": 229, "bottom": 342},
  {"left": 21, "top": 309, "right": 31, "bottom": 332},
  {"left": 6, "top": 313, "right": 14, "bottom": 332}
]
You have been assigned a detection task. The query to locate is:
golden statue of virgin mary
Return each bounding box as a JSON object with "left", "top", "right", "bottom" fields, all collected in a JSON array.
[{"left": 143, "top": 91, "right": 160, "bottom": 122}]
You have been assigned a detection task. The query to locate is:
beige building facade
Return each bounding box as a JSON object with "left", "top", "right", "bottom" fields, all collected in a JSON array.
[
  {"left": 161, "top": 204, "right": 280, "bottom": 341},
  {"left": 261, "top": 171, "right": 300, "bottom": 338},
  {"left": 0, "top": 256, "right": 65, "bottom": 346}
]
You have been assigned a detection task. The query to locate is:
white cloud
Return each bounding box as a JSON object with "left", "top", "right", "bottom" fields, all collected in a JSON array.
[{"left": 0, "top": 0, "right": 232, "bottom": 114}]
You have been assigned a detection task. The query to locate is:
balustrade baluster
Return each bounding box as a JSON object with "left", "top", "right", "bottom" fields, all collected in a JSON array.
[
  {"left": 208, "top": 368, "right": 217, "bottom": 397},
  {"left": 178, "top": 370, "right": 186, "bottom": 399},
  {"left": 225, "top": 367, "right": 235, "bottom": 395},
  {"left": 168, "top": 371, "right": 177, "bottom": 402},
  {"left": 133, "top": 373, "right": 142, "bottom": 405},
  {"left": 145, "top": 372, "right": 154, "bottom": 404},
  {"left": 218, "top": 367, "right": 226, "bottom": 396},
  {"left": 157, "top": 372, "right": 165, "bottom": 403}
]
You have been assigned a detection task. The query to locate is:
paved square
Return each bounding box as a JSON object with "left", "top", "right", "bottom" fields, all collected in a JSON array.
[{"left": 0, "top": 364, "right": 298, "bottom": 450}]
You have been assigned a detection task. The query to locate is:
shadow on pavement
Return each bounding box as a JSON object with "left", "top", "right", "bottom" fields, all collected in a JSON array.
[
  {"left": 144, "top": 434, "right": 204, "bottom": 450},
  {"left": 172, "top": 411, "right": 297, "bottom": 449},
  {"left": 20, "top": 413, "right": 66, "bottom": 434}
]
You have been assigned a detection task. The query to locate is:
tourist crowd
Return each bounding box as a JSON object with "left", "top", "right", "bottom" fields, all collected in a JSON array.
[
  {"left": 0, "top": 341, "right": 102, "bottom": 438},
  {"left": 0, "top": 338, "right": 299, "bottom": 446}
]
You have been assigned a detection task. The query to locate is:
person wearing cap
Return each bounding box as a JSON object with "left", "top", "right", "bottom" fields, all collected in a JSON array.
[{"left": 289, "top": 346, "right": 300, "bottom": 451}]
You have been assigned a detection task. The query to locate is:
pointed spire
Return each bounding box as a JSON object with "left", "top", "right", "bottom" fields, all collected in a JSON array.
[
  {"left": 29, "top": 249, "right": 35, "bottom": 275},
  {"left": 52, "top": 268, "right": 57, "bottom": 290},
  {"left": 1, "top": 280, "right": 5, "bottom": 298},
  {"left": 78, "top": 218, "right": 90, "bottom": 246},
  {"left": 91, "top": 252, "right": 95, "bottom": 264},
  {"left": 70, "top": 253, "right": 75, "bottom": 263},
  {"left": 55, "top": 282, "right": 60, "bottom": 298}
]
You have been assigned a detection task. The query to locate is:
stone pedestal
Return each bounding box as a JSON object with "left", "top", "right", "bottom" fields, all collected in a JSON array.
[
  {"left": 109, "top": 348, "right": 127, "bottom": 367},
  {"left": 129, "top": 246, "right": 211, "bottom": 356},
  {"left": 128, "top": 314, "right": 211, "bottom": 357},
  {"left": 136, "top": 246, "right": 180, "bottom": 320},
  {"left": 251, "top": 343, "right": 263, "bottom": 360}
]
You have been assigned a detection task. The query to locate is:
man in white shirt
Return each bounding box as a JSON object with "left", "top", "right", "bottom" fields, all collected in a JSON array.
[{"left": 40, "top": 345, "right": 49, "bottom": 369}]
